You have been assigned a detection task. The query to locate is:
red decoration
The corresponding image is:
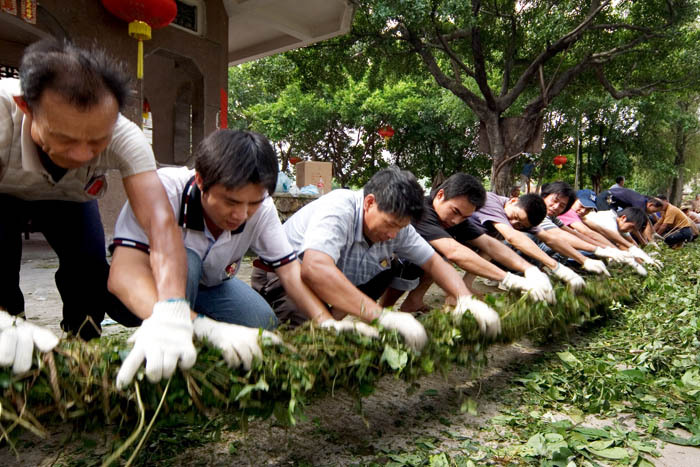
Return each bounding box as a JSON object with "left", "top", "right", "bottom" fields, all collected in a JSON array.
[
  {"left": 289, "top": 157, "right": 302, "bottom": 165},
  {"left": 553, "top": 155, "right": 568, "bottom": 169},
  {"left": 378, "top": 125, "right": 395, "bottom": 143},
  {"left": 101, "top": 0, "right": 178, "bottom": 79},
  {"left": 2, "top": 0, "right": 18, "bottom": 15},
  {"left": 20, "top": 0, "right": 35, "bottom": 23},
  {"left": 219, "top": 88, "right": 228, "bottom": 129}
]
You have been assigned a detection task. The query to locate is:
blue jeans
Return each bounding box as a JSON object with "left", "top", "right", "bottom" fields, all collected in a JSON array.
[{"left": 186, "top": 249, "right": 278, "bottom": 330}]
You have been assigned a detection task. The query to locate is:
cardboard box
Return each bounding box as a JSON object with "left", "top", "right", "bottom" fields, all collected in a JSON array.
[{"left": 295, "top": 161, "right": 333, "bottom": 194}]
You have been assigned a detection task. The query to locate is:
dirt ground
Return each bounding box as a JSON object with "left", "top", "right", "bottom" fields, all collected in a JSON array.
[{"left": 2, "top": 236, "right": 698, "bottom": 466}]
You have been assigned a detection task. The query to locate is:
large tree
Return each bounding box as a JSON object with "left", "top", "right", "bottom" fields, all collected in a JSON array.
[{"left": 309, "top": 0, "right": 700, "bottom": 193}]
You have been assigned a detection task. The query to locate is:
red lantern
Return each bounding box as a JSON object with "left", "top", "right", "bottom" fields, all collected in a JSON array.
[
  {"left": 101, "top": 0, "right": 178, "bottom": 79},
  {"left": 378, "top": 125, "right": 395, "bottom": 143},
  {"left": 553, "top": 155, "right": 568, "bottom": 169},
  {"left": 289, "top": 157, "right": 302, "bottom": 165}
]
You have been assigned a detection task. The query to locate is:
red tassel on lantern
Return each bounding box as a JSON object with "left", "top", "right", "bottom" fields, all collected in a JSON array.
[{"left": 101, "top": 0, "right": 177, "bottom": 79}]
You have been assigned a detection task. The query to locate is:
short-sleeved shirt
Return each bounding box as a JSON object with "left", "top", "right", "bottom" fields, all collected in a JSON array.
[
  {"left": 282, "top": 189, "right": 435, "bottom": 286},
  {"left": 112, "top": 167, "right": 296, "bottom": 287},
  {"left": 412, "top": 196, "right": 486, "bottom": 244},
  {"left": 471, "top": 192, "right": 539, "bottom": 238},
  {"left": 0, "top": 78, "right": 155, "bottom": 201},
  {"left": 557, "top": 209, "right": 581, "bottom": 226},
  {"left": 585, "top": 210, "right": 619, "bottom": 232},
  {"left": 659, "top": 204, "right": 692, "bottom": 229},
  {"left": 608, "top": 187, "right": 648, "bottom": 210}
]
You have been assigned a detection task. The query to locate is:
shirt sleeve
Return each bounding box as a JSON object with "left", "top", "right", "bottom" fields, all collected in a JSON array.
[
  {"left": 250, "top": 199, "right": 297, "bottom": 268},
  {"left": 104, "top": 114, "right": 157, "bottom": 178},
  {"left": 447, "top": 218, "right": 486, "bottom": 244},
  {"left": 394, "top": 225, "right": 436, "bottom": 266},
  {"left": 298, "top": 199, "right": 355, "bottom": 264}
]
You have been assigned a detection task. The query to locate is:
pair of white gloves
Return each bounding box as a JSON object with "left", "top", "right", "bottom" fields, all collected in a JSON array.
[
  {"left": 593, "top": 246, "right": 648, "bottom": 276},
  {"left": 544, "top": 262, "right": 587, "bottom": 291},
  {"left": 353, "top": 295, "right": 502, "bottom": 353},
  {"left": 116, "top": 299, "right": 281, "bottom": 389},
  {"left": 627, "top": 246, "right": 663, "bottom": 269},
  {"left": 499, "top": 267, "right": 556, "bottom": 303}
]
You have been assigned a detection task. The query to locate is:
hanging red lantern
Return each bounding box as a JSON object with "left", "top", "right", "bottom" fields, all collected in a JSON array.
[
  {"left": 101, "top": 0, "right": 178, "bottom": 80},
  {"left": 289, "top": 156, "right": 302, "bottom": 165},
  {"left": 553, "top": 155, "right": 568, "bottom": 169},
  {"left": 378, "top": 125, "right": 395, "bottom": 143}
]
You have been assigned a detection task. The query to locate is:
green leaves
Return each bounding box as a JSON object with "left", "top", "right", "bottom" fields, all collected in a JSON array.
[{"left": 381, "top": 344, "right": 408, "bottom": 371}]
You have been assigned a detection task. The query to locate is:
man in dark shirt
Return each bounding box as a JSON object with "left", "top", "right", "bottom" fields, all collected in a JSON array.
[{"left": 381, "top": 173, "right": 555, "bottom": 312}]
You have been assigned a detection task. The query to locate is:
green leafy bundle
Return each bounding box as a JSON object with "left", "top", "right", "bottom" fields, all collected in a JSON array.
[{"left": 0, "top": 264, "right": 640, "bottom": 445}]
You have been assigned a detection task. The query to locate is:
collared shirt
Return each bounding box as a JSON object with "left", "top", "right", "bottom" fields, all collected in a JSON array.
[
  {"left": 112, "top": 167, "right": 296, "bottom": 287},
  {"left": 659, "top": 204, "right": 692, "bottom": 230},
  {"left": 282, "top": 189, "right": 435, "bottom": 286},
  {"left": 0, "top": 78, "right": 155, "bottom": 201}
]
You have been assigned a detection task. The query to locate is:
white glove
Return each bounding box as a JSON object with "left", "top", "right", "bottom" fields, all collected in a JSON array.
[
  {"left": 547, "top": 263, "right": 586, "bottom": 291},
  {"left": 621, "top": 255, "right": 648, "bottom": 276},
  {"left": 498, "top": 272, "right": 528, "bottom": 292},
  {"left": 378, "top": 310, "right": 428, "bottom": 352},
  {"left": 116, "top": 300, "right": 197, "bottom": 389},
  {"left": 523, "top": 267, "right": 556, "bottom": 303},
  {"left": 594, "top": 247, "right": 627, "bottom": 263},
  {"left": 582, "top": 258, "right": 610, "bottom": 276},
  {"left": 453, "top": 296, "right": 501, "bottom": 339},
  {"left": 320, "top": 317, "right": 379, "bottom": 339},
  {"left": 0, "top": 311, "right": 59, "bottom": 374},
  {"left": 193, "top": 315, "right": 282, "bottom": 370},
  {"left": 628, "top": 246, "right": 662, "bottom": 268}
]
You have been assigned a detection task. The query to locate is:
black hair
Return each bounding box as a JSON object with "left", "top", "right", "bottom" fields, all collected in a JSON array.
[
  {"left": 615, "top": 175, "right": 625, "bottom": 184},
  {"left": 430, "top": 172, "right": 486, "bottom": 209},
  {"left": 363, "top": 167, "right": 425, "bottom": 222},
  {"left": 19, "top": 38, "right": 131, "bottom": 111},
  {"left": 515, "top": 194, "right": 547, "bottom": 227},
  {"left": 620, "top": 207, "right": 648, "bottom": 231},
  {"left": 540, "top": 181, "right": 577, "bottom": 213},
  {"left": 647, "top": 198, "right": 664, "bottom": 208},
  {"left": 194, "top": 129, "right": 278, "bottom": 195},
  {"left": 655, "top": 194, "right": 668, "bottom": 201}
]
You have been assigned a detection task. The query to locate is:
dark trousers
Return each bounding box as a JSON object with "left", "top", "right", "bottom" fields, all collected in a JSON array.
[
  {"left": 0, "top": 194, "right": 130, "bottom": 340},
  {"left": 251, "top": 261, "right": 398, "bottom": 327},
  {"left": 664, "top": 226, "right": 693, "bottom": 247}
]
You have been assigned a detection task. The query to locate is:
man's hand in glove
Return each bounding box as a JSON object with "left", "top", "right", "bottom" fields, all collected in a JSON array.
[
  {"left": 0, "top": 310, "right": 59, "bottom": 374},
  {"left": 629, "top": 246, "right": 662, "bottom": 268},
  {"left": 377, "top": 310, "right": 428, "bottom": 352},
  {"left": 582, "top": 258, "right": 610, "bottom": 276},
  {"left": 320, "top": 317, "right": 379, "bottom": 338},
  {"left": 116, "top": 299, "right": 197, "bottom": 389},
  {"left": 453, "top": 296, "right": 501, "bottom": 339},
  {"left": 523, "top": 267, "right": 556, "bottom": 303},
  {"left": 594, "top": 247, "right": 627, "bottom": 263},
  {"left": 193, "top": 315, "right": 282, "bottom": 370},
  {"left": 546, "top": 262, "right": 586, "bottom": 291}
]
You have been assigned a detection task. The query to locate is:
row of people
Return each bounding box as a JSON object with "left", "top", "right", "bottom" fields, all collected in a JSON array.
[{"left": 0, "top": 39, "right": 665, "bottom": 389}]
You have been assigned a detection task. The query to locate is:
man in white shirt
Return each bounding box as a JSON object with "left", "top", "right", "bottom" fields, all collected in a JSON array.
[
  {"left": 109, "top": 130, "right": 376, "bottom": 387},
  {"left": 0, "top": 39, "right": 188, "bottom": 379}
]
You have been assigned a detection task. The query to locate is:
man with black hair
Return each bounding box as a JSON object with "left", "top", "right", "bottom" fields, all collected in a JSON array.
[
  {"left": 470, "top": 192, "right": 587, "bottom": 290},
  {"left": 610, "top": 176, "right": 625, "bottom": 189},
  {"left": 653, "top": 197, "right": 696, "bottom": 248},
  {"left": 109, "top": 130, "right": 373, "bottom": 388},
  {"left": 0, "top": 39, "right": 189, "bottom": 379},
  {"left": 380, "top": 173, "right": 556, "bottom": 312},
  {"left": 253, "top": 168, "right": 502, "bottom": 351},
  {"left": 596, "top": 186, "right": 662, "bottom": 245}
]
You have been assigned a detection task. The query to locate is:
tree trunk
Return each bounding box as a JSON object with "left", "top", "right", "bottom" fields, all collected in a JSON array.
[
  {"left": 669, "top": 120, "right": 687, "bottom": 205},
  {"left": 480, "top": 114, "right": 543, "bottom": 194},
  {"left": 574, "top": 117, "right": 582, "bottom": 190}
]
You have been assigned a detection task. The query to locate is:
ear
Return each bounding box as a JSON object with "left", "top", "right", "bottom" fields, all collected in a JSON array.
[
  {"left": 13, "top": 96, "right": 31, "bottom": 116},
  {"left": 194, "top": 172, "right": 205, "bottom": 192},
  {"left": 363, "top": 193, "right": 375, "bottom": 211}
]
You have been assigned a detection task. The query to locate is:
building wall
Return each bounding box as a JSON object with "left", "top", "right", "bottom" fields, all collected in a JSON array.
[{"left": 0, "top": 0, "right": 229, "bottom": 239}]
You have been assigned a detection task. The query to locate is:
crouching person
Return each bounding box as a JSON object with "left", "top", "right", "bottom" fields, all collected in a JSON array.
[
  {"left": 108, "top": 130, "right": 337, "bottom": 387},
  {"left": 252, "top": 168, "right": 502, "bottom": 351}
]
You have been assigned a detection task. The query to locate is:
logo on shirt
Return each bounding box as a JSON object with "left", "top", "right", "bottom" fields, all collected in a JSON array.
[
  {"left": 84, "top": 174, "right": 107, "bottom": 197},
  {"left": 379, "top": 257, "right": 391, "bottom": 269}
]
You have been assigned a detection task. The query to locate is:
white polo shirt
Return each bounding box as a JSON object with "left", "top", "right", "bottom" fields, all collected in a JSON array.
[
  {"left": 0, "top": 78, "right": 155, "bottom": 201},
  {"left": 283, "top": 188, "right": 435, "bottom": 286},
  {"left": 112, "top": 167, "right": 296, "bottom": 287}
]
